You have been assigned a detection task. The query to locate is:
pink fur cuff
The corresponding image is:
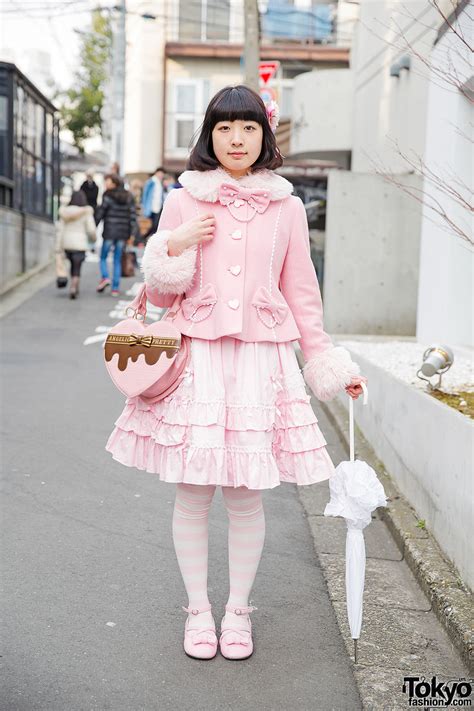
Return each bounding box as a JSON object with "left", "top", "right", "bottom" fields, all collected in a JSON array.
[
  {"left": 140, "top": 230, "right": 197, "bottom": 294},
  {"left": 303, "top": 346, "right": 361, "bottom": 402}
]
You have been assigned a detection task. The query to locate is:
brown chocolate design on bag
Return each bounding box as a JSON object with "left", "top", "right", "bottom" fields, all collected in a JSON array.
[{"left": 105, "top": 333, "right": 181, "bottom": 371}]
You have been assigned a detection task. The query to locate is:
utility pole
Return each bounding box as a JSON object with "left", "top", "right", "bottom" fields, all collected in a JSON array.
[
  {"left": 244, "top": 0, "right": 260, "bottom": 91},
  {"left": 111, "top": 0, "right": 126, "bottom": 174}
]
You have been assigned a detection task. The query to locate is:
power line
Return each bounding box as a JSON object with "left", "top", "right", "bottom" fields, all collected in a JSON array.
[{"left": 1, "top": 0, "right": 353, "bottom": 37}]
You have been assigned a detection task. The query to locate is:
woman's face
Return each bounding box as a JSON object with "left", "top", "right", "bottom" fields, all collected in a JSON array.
[{"left": 211, "top": 120, "right": 263, "bottom": 178}]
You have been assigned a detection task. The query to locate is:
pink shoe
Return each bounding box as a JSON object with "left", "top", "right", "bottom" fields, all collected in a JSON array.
[
  {"left": 182, "top": 604, "right": 218, "bottom": 660},
  {"left": 96, "top": 278, "right": 111, "bottom": 293},
  {"left": 219, "top": 604, "right": 258, "bottom": 660}
]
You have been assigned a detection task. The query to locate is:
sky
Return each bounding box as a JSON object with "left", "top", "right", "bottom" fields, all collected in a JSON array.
[{"left": 0, "top": 0, "right": 100, "bottom": 96}]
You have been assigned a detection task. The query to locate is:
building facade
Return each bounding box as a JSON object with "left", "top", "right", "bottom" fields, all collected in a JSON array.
[
  {"left": 122, "top": 0, "right": 355, "bottom": 179},
  {"left": 291, "top": 0, "right": 471, "bottom": 343},
  {"left": 0, "top": 62, "right": 60, "bottom": 291}
]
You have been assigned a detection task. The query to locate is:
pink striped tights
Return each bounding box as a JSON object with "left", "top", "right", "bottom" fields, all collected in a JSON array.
[{"left": 172, "top": 483, "right": 265, "bottom": 627}]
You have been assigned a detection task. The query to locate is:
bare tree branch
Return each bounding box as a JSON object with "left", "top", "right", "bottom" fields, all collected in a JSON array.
[
  {"left": 362, "top": 147, "right": 473, "bottom": 246},
  {"left": 432, "top": 0, "right": 473, "bottom": 52}
]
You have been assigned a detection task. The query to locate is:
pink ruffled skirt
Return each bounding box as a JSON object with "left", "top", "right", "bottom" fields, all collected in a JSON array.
[{"left": 105, "top": 336, "right": 335, "bottom": 490}]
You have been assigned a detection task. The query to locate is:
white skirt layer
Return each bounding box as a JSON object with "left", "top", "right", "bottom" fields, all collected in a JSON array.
[{"left": 106, "top": 336, "right": 336, "bottom": 489}]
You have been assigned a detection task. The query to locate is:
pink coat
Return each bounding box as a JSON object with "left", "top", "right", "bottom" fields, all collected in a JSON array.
[{"left": 141, "top": 168, "right": 360, "bottom": 401}]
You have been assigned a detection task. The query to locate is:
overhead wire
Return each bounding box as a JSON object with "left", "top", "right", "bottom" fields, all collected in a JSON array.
[{"left": 0, "top": 0, "right": 357, "bottom": 39}]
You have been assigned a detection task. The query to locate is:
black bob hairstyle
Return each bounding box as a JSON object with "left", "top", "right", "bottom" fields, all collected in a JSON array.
[
  {"left": 187, "top": 85, "right": 283, "bottom": 172},
  {"left": 69, "top": 190, "right": 88, "bottom": 207}
]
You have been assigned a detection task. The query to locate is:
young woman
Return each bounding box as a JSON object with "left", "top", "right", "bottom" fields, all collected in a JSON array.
[
  {"left": 56, "top": 190, "right": 96, "bottom": 299},
  {"left": 106, "top": 86, "right": 367, "bottom": 661}
]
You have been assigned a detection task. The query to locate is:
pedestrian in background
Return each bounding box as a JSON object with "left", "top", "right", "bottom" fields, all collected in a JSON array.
[
  {"left": 141, "top": 166, "right": 164, "bottom": 242},
  {"left": 162, "top": 174, "right": 176, "bottom": 199},
  {"left": 56, "top": 190, "right": 96, "bottom": 300},
  {"left": 105, "top": 85, "right": 368, "bottom": 661},
  {"left": 79, "top": 172, "right": 99, "bottom": 211},
  {"left": 95, "top": 173, "right": 139, "bottom": 297}
]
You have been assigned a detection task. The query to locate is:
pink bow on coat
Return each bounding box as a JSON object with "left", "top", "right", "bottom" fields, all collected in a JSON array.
[
  {"left": 252, "top": 286, "right": 289, "bottom": 327},
  {"left": 181, "top": 283, "right": 218, "bottom": 321},
  {"left": 218, "top": 184, "right": 271, "bottom": 214}
]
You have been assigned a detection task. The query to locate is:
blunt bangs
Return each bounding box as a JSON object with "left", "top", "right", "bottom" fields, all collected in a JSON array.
[
  {"left": 210, "top": 87, "right": 265, "bottom": 128},
  {"left": 187, "top": 85, "right": 283, "bottom": 171}
]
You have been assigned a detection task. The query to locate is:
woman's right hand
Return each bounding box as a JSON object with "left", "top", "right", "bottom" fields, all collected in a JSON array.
[{"left": 167, "top": 213, "right": 216, "bottom": 256}]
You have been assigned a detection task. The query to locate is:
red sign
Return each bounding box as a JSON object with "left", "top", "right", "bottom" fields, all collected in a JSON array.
[{"left": 259, "top": 61, "right": 280, "bottom": 85}]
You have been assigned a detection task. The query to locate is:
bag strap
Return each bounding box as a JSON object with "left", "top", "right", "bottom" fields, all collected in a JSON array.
[
  {"left": 164, "top": 293, "right": 184, "bottom": 321},
  {"left": 127, "top": 283, "right": 184, "bottom": 321},
  {"left": 127, "top": 283, "right": 148, "bottom": 318},
  {"left": 349, "top": 381, "right": 368, "bottom": 462}
]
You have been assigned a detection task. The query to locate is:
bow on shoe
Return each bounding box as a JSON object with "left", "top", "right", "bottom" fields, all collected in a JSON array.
[
  {"left": 252, "top": 286, "right": 289, "bottom": 327},
  {"left": 220, "top": 629, "right": 251, "bottom": 646},
  {"left": 188, "top": 629, "right": 217, "bottom": 646},
  {"left": 218, "top": 184, "right": 271, "bottom": 214},
  {"left": 182, "top": 283, "right": 218, "bottom": 321}
]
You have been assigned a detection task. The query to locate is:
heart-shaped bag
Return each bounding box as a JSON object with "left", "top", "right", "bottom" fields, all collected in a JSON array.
[{"left": 103, "top": 284, "right": 191, "bottom": 403}]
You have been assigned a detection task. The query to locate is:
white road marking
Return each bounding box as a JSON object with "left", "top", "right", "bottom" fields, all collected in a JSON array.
[{"left": 83, "top": 333, "right": 108, "bottom": 346}]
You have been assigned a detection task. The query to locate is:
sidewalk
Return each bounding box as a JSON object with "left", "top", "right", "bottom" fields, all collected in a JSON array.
[
  {"left": 297, "top": 390, "right": 471, "bottom": 709},
  {"left": 1, "top": 261, "right": 363, "bottom": 711},
  {"left": 1, "top": 261, "right": 471, "bottom": 710}
]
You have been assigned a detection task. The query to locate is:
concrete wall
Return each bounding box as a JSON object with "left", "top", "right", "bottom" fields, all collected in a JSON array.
[
  {"left": 324, "top": 170, "right": 422, "bottom": 335},
  {"left": 350, "top": 0, "right": 439, "bottom": 174},
  {"left": 416, "top": 6, "right": 473, "bottom": 349},
  {"left": 290, "top": 68, "right": 353, "bottom": 156},
  {"left": 336, "top": 348, "right": 474, "bottom": 591},
  {"left": 0, "top": 207, "right": 55, "bottom": 291}
]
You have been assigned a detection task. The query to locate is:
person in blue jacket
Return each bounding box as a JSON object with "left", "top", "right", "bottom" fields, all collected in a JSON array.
[{"left": 141, "top": 166, "right": 164, "bottom": 242}]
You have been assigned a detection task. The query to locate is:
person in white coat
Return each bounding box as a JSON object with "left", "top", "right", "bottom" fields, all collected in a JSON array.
[{"left": 56, "top": 190, "right": 96, "bottom": 299}]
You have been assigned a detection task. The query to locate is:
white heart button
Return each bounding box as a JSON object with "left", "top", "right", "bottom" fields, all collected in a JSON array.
[
  {"left": 233, "top": 199, "right": 244, "bottom": 208},
  {"left": 230, "top": 230, "right": 242, "bottom": 239},
  {"left": 229, "top": 265, "right": 241, "bottom": 276},
  {"left": 228, "top": 299, "right": 239, "bottom": 309}
]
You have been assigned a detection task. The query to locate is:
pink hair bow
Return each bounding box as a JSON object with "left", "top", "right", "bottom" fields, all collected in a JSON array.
[
  {"left": 181, "top": 283, "right": 218, "bottom": 321},
  {"left": 252, "top": 286, "right": 289, "bottom": 327},
  {"left": 218, "top": 183, "right": 271, "bottom": 214}
]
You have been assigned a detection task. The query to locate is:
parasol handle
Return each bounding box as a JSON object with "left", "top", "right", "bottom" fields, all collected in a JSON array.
[{"left": 349, "top": 381, "right": 368, "bottom": 462}]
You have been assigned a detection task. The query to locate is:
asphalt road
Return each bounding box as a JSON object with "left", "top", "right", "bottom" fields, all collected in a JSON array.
[{"left": 1, "top": 259, "right": 362, "bottom": 711}]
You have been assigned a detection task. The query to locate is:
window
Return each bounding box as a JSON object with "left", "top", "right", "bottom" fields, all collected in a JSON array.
[
  {"left": 169, "top": 79, "right": 210, "bottom": 154},
  {"left": 178, "top": 0, "right": 230, "bottom": 42},
  {"left": 176, "top": 85, "right": 196, "bottom": 114},
  {"left": 176, "top": 120, "right": 195, "bottom": 148},
  {"left": 0, "top": 63, "right": 58, "bottom": 217},
  {"left": 178, "top": 0, "right": 202, "bottom": 41},
  {"left": 206, "top": 0, "right": 230, "bottom": 41},
  {"left": 0, "top": 96, "right": 8, "bottom": 177}
]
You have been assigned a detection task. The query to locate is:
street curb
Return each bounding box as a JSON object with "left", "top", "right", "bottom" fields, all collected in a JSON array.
[
  {"left": 312, "top": 384, "right": 474, "bottom": 674},
  {"left": 0, "top": 259, "right": 54, "bottom": 298}
]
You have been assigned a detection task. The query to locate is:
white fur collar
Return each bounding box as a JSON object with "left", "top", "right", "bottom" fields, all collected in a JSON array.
[{"left": 178, "top": 167, "right": 294, "bottom": 203}]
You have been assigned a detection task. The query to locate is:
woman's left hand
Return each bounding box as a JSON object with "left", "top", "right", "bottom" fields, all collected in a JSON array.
[{"left": 345, "top": 375, "right": 368, "bottom": 400}]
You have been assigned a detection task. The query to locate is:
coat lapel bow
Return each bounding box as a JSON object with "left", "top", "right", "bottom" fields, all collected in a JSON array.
[{"left": 218, "top": 183, "right": 271, "bottom": 214}]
